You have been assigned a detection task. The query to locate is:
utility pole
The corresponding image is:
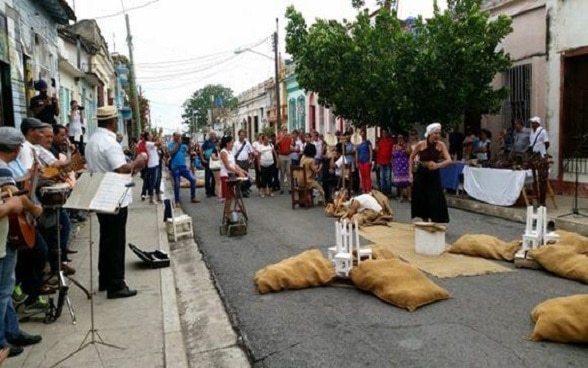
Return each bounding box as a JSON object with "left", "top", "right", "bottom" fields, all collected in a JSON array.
[
  {"left": 125, "top": 13, "right": 142, "bottom": 137},
  {"left": 273, "top": 18, "right": 281, "bottom": 135}
]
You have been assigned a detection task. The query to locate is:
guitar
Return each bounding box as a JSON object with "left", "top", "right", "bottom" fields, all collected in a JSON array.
[{"left": 7, "top": 151, "right": 41, "bottom": 250}]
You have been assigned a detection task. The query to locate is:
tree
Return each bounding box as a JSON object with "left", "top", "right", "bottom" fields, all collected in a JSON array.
[
  {"left": 181, "top": 84, "right": 237, "bottom": 133},
  {"left": 405, "top": 0, "right": 512, "bottom": 126},
  {"left": 285, "top": 0, "right": 512, "bottom": 130}
]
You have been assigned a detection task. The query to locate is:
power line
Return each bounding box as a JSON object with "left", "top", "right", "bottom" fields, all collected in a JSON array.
[
  {"left": 131, "top": 37, "right": 270, "bottom": 67},
  {"left": 93, "top": 0, "right": 161, "bottom": 19}
]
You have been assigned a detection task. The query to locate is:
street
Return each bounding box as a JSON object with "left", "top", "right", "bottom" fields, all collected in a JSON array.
[{"left": 179, "top": 193, "right": 588, "bottom": 368}]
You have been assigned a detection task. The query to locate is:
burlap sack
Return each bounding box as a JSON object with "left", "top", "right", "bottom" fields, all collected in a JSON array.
[
  {"left": 448, "top": 234, "right": 521, "bottom": 261},
  {"left": 530, "top": 294, "right": 588, "bottom": 343},
  {"left": 371, "top": 189, "right": 394, "bottom": 218},
  {"left": 554, "top": 230, "right": 588, "bottom": 253},
  {"left": 369, "top": 244, "right": 398, "bottom": 260},
  {"left": 254, "top": 249, "right": 336, "bottom": 294},
  {"left": 528, "top": 245, "right": 588, "bottom": 284},
  {"left": 350, "top": 259, "right": 450, "bottom": 311}
]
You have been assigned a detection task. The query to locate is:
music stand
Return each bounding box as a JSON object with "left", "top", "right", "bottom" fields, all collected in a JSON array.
[
  {"left": 49, "top": 172, "right": 133, "bottom": 367},
  {"left": 559, "top": 134, "right": 588, "bottom": 218}
]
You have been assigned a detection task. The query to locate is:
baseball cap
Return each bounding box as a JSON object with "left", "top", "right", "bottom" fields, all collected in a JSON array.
[{"left": 20, "top": 117, "right": 50, "bottom": 135}]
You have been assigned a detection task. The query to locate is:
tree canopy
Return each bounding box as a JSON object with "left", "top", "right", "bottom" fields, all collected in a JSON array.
[
  {"left": 285, "top": 0, "right": 512, "bottom": 131},
  {"left": 182, "top": 84, "right": 237, "bottom": 133}
]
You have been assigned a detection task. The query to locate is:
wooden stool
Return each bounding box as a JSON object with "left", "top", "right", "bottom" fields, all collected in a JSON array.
[{"left": 290, "top": 166, "right": 313, "bottom": 209}]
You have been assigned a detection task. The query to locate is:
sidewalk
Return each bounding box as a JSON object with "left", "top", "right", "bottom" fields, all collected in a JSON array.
[
  {"left": 6, "top": 175, "right": 247, "bottom": 368},
  {"left": 447, "top": 193, "right": 588, "bottom": 234}
]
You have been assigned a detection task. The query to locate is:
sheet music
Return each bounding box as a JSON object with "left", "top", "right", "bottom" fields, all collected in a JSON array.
[
  {"left": 64, "top": 172, "right": 132, "bottom": 213},
  {"left": 89, "top": 173, "right": 132, "bottom": 213}
]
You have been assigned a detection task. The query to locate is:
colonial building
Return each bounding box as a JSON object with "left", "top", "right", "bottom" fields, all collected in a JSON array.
[
  {"left": 545, "top": 0, "right": 588, "bottom": 194},
  {"left": 481, "top": 0, "right": 547, "bottom": 157},
  {"left": 0, "top": 0, "right": 75, "bottom": 127}
]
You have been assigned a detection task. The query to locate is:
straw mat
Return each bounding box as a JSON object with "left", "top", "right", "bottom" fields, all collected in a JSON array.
[{"left": 359, "top": 223, "right": 513, "bottom": 278}]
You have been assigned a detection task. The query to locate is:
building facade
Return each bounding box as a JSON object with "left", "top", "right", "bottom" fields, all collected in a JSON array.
[
  {"left": 545, "top": 0, "right": 588, "bottom": 194},
  {"left": 481, "top": 0, "right": 547, "bottom": 157}
]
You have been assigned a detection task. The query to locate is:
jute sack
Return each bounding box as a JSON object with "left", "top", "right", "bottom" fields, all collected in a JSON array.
[
  {"left": 254, "top": 249, "right": 336, "bottom": 294},
  {"left": 370, "top": 189, "right": 394, "bottom": 218},
  {"left": 530, "top": 294, "right": 588, "bottom": 343},
  {"left": 350, "top": 259, "right": 450, "bottom": 312},
  {"left": 529, "top": 245, "right": 588, "bottom": 284},
  {"left": 554, "top": 230, "right": 588, "bottom": 253},
  {"left": 448, "top": 234, "right": 520, "bottom": 261},
  {"left": 370, "top": 244, "right": 398, "bottom": 260}
]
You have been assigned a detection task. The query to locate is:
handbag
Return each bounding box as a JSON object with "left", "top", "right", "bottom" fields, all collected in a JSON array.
[{"left": 209, "top": 159, "right": 221, "bottom": 171}]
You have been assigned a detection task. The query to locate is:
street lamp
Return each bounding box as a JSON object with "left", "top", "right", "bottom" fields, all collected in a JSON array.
[{"left": 234, "top": 19, "right": 281, "bottom": 135}]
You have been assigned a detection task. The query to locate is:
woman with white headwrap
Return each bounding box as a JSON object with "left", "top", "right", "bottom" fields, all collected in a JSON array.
[{"left": 408, "top": 123, "right": 452, "bottom": 223}]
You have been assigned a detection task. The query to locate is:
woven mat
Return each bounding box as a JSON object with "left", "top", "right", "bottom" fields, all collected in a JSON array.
[{"left": 359, "top": 223, "right": 513, "bottom": 278}]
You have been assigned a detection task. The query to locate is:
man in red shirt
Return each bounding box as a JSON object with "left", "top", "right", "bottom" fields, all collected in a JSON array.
[
  {"left": 376, "top": 129, "right": 394, "bottom": 196},
  {"left": 275, "top": 126, "right": 292, "bottom": 194}
]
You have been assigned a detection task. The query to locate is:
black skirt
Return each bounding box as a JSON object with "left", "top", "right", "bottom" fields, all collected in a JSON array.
[{"left": 411, "top": 165, "right": 450, "bottom": 223}]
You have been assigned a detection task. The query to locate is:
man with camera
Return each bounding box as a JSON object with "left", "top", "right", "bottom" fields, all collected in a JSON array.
[
  {"left": 67, "top": 100, "right": 85, "bottom": 154},
  {"left": 30, "top": 79, "right": 59, "bottom": 126}
]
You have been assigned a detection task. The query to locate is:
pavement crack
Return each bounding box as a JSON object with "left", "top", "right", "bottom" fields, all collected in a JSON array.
[
  {"left": 448, "top": 322, "right": 530, "bottom": 368},
  {"left": 253, "top": 340, "right": 305, "bottom": 364}
]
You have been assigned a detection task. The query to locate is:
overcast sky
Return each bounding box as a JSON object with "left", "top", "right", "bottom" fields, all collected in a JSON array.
[{"left": 67, "top": 0, "right": 447, "bottom": 132}]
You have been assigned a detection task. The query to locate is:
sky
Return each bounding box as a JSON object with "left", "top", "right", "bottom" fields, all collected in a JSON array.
[{"left": 67, "top": 0, "right": 447, "bottom": 132}]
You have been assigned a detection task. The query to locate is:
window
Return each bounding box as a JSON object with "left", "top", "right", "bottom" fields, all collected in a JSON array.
[{"left": 504, "top": 63, "right": 532, "bottom": 127}]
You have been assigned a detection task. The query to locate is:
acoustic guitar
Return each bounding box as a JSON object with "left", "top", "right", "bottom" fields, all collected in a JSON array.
[{"left": 7, "top": 153, "right": 41, "bottom": 250}]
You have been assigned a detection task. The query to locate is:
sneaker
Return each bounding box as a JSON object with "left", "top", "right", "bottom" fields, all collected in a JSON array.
[
  {"left": 23, "top": 297, "right": 48, "bottom": 315},
  {"left": 141, "top": 195, "right": 146, "bottom": 201},
  {"left": 12, "top": 285, "right": 26, "bottom": 304}
]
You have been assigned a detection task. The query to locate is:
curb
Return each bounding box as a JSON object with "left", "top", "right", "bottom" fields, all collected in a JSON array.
[{"left": 157, "top": 202, "right": 190, "bottom": 368}]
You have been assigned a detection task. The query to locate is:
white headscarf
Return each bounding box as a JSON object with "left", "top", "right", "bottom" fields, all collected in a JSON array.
[{"left": 425, "top": 123, "right": 442, "bottom": 138}]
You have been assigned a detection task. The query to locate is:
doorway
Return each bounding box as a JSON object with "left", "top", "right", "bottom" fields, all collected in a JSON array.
[{"left": 561, "top": 53, "right": 588, "bottom": 177}]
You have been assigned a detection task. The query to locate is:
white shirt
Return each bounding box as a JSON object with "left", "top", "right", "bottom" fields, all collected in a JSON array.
[
  {"left": 335, "top": 155, "right": 347, "bottom": 177},
  {"left": 146, "top": 142, "right": 159, "bottom": 168},
  {"left": 352, "top": 194, "right": 383, "bottom": 213},
  {"left": 258, "top": 144, "right": 275, "bottom": 167},
  {"left": 69, "top": 110, "right": 84, "bottom": 138},
  {"left": 290, "top": 138, "right": 303, "bottom": 161},
  {"left": 86, "top": 127, "right": 132, "bottom": 207},
  {"left": 35, "top": 145, "right": 58, "bottom": 167},
  {"left": 232, "top": 139, "right": 253, "bottom": 161},
  {"left": 16, "top": 141, "right": 35, "bottom": 171},
  {"left": 312, "top": 140, "right": 323, "bottom": 160},
  {"left": 530, "top": 127, "right": 549, "bottom": 157},
  {"left": 220, "top": 148, "right": 236, "bottom": 178}
]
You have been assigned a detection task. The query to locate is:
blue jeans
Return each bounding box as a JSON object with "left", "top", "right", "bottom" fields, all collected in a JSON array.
[
  {"left": 172, "top": 165, "right": 196, "bottom": 202},
  {"left": 0, "top": 246, "right": 21, "bottom": 347},
  {"left": 147, "top": 166, "right": 159, "bottom": 196},
  {"left": 379, "top": 163, "right": 392, "bottom": 195}
]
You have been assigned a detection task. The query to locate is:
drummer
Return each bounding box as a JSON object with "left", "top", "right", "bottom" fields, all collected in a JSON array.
[
  {"left": 219, "top": 135, "right": 248, "bottom": 219},
  {"left": 33, "top": 124, "right": 76, "bottom": 277}
]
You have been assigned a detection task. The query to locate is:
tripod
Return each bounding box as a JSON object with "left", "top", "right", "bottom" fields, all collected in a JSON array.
[
  {"left": 559, "top": 135, "right": 588, "bottom": 218},
  {"left": 44, "top": 205, "right": 91, "bottom": 324},
  {"left": 50, "top": 181, "right": 131, "bottom": 368}
]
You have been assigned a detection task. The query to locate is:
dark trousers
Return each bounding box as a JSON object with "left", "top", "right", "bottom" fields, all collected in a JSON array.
[
  {"left": 140, "top": 168, "right": 149, "bottom": 196},
  {"left": 271, "top": 164, "right": 280, "bottom": 191},
  {"left": 260, "top": 164, "right": 274, "bottom": 189},
  {"left": 97, "top": 207, "right": 128, "bottom": 292},
  {"left": 40, "top": 209, "right": 72, "bottom": 271},
  {"left": 15, "top": 230, "right": 48, "bottom": 304},
  {"left": 204, "top": 166, "right": 215, "bottom": 197}
]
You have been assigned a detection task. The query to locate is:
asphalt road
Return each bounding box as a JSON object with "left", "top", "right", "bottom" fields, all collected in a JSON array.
[{"left": 183, "top": 191, "right": 588, "bottom": 368}]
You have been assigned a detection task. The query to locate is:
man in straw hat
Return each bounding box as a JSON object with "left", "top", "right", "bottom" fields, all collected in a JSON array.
[
  {"left": 85, "top": 106, "right": 147, "bottom": 299},
  {"left": 528, "top": 116, "right": 550, "bottom": 206}
]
